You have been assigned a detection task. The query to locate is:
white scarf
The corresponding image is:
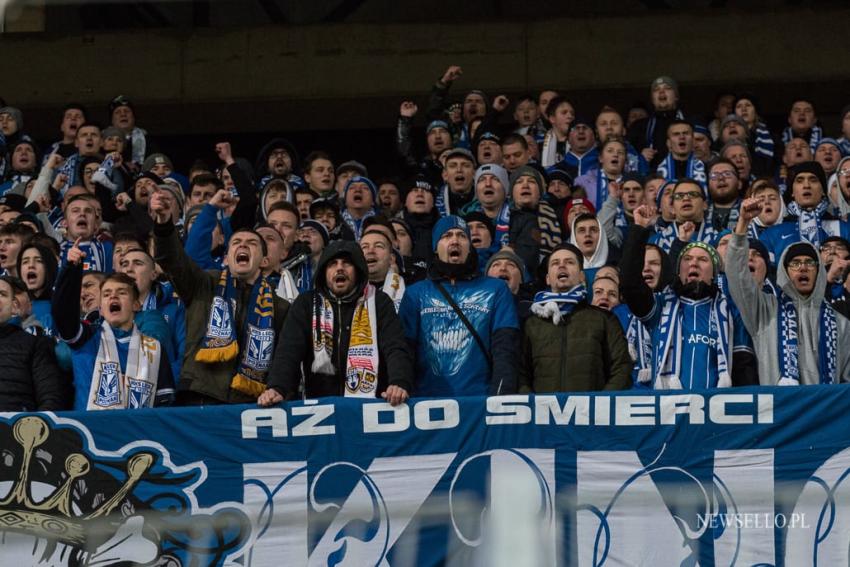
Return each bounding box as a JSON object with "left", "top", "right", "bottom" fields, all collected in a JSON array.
[
  {"left": 312, "top": 285, "right": 380, "bottom": 398},
  {"left": 276, "top": 268, "right": 300, "bottom": 302},
  {"left": 382, "top": 268, "right": 406, "bottom": 312},
  {"left": 541, "top": 129, "right": 568, "bottom": 168},
  {"left": 87, "top": 323, "right": 161, "bottom": 410},
  {"left": 130, "top": 127, "right": 148, "bottom": 167}
]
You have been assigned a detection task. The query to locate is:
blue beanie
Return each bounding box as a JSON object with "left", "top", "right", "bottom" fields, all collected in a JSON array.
[
  {"left": 655, "top": 180, "right": 676, "bottom": 208},
  {"left": 343, "top": 176, "right": 378, "bottom": 202},
  {"left": 432, "top": 215, "right": 470, "bottom": 251}
]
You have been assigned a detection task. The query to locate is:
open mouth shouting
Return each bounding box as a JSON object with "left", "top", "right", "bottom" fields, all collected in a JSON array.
[
  {"left": 107, "top": 299, "right": 122, "bottom": 314},
  {"left": 234, "top": 248, "right": 251, "bottom": 267}
]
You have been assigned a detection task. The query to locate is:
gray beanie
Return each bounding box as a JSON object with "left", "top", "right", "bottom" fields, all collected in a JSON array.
[{"left": 474, "top": 163, "right": 510, "bottom": 195}]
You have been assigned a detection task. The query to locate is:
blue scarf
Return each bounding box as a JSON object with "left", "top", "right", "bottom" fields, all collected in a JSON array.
[
  {"left": 341, "top": 208, "right": 375, "bottom": 241},
  {"left": 782, "top": 125, "right": 823, "bottom": 153},
  {"left": 787, "top": 200, "right": 830, "bottom": 248},
  {"left": 295, "top": 260, "right": 314, "bottom": 294},
  {"left": 705, "top": 198, "right": 741, "bottom": 231},
  {"left": 653, "top": 290, "right": 732, "bottom": 390},
  {"left": 776, "top": 293, "right": 838, "bottom": 385},
  {"left": 60, "top": 239, "right": 109, "bottom": 272},
  {"left": 530, "top": 285, "right": 587, "bottom": 324},
  {"left": 626, "top": 313, "right": 653, "bottom": 385},
  {"left": 652, "top": 222, "right": 719, "bottom": 254},
  {"left": 195, "top": 270, "right": 276, "bottom": 397},
  {"left": 752, "top": 122, "right": 775, "bottom": 159},
  {"left": 657, "top": 153, "right": 705, "bottom": 186}
]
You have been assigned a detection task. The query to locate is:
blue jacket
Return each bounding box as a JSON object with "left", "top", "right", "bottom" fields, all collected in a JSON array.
[
  {"left": 399, "top": 273, "right": 519, "bottom": 397},
  {"left": 185, "top": 203, "right": 228, "bottom": 270},
  {"left": 760, "top": 214, "right": 850, "bottom": 266}
]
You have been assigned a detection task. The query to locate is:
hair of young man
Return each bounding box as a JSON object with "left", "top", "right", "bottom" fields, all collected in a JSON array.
[
  {"left": 102, "top": 272, "right": 141, "bottom": 302},
  {"left": 303, "top": 150, "right": 333, "bottom": 173},
  {"left": 229, "top": 228, "right": 269, "bottom": 257},
  {"left": 501, "top": 133, "right": 529, "bottom": 149},
  {"left": 267, "top": 200, "right": 299, "bottom": 218},
  {"left": 190, "top": 172, "right": 224, "bottom": 191}
]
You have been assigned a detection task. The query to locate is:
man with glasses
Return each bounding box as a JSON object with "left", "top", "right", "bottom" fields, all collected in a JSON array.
[
  {"left": 650, "top": 178, "right": 718, "bottom": 255},
  {"left": 725, "top": 197, "right": 850, "bottom": 385},
  {"left": 705, "top": 159, "right": 742, "bottom": 231}
]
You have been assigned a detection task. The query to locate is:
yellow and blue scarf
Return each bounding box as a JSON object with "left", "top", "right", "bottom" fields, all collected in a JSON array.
[{"left": 196, "top": 270, "right": 276, "bottom": 397}]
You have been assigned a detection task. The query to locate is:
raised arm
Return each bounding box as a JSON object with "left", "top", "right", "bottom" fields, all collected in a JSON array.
[
  {"left": 151, "top": 191, "right": 214, "bottom": 306},
  {"left": 619, "top": 206, "right": 658, "bottom": 320}
]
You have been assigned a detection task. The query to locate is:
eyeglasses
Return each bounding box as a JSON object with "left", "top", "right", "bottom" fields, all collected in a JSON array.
[
  {"left": 839, "top": 168, "right": 850, "bottom": 177},
  {"left": 820, "top": 243, "right": 846, "bottom": 252},
  {"left": 787, "top": 259, "right": 817, "bottom": 270},
  {"left": 709, "top": 170, "right": 736, "bottom": 180},
  {"left": 672, "top": 191, "right": 703, "bottom": 201}
]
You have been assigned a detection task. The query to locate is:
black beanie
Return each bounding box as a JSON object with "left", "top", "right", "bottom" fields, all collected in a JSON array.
[
  {"left": 789, "top": 161, "right": 827, "bottom": 195},
  {"left": 783, "top": 243, "right": 818, "bottom": 269},
  {"left": 462, "top": 211, "right": 495, "bottom": 242}
]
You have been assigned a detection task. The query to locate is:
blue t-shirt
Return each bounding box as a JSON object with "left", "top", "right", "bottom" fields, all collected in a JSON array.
[
  {"left": 400, "top": 275, "right": 518, "bottom": 397},
  {"left": 643, "top": 294, "right": 749, "bottom": 390}
]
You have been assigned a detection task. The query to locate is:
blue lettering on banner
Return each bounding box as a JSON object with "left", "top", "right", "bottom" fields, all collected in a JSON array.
[{"left": 3, "top": 386, "right": 850, "bottom": 565}]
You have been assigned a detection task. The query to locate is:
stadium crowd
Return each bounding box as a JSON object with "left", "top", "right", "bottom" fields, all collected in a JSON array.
[{"left": 1, "top": 65, "right": 850, "bottom": 412}]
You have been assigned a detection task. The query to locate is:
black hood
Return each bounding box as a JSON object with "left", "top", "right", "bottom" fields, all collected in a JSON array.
[
  {"left": 255, "top": 137, "right": 301, "bottom": 179},
  {"left": 315, "top": 240, "right": 369, "bottom": 296}
]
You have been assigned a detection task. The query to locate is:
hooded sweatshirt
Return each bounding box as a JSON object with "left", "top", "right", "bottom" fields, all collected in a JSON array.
[{"left": 725, "top": 234, "right": 850, "bottom": 385}]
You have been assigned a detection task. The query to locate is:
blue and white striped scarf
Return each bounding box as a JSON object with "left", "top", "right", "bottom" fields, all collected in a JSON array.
[
  {"left": 627, "top": 313, "right": 653, "bottom": 384},
  {"left": 656, "top": 153, "right": 706, "bottom": 186},
  {"left": 782, "top": 125, "right": 823, "bottom": 153},
  {"left": 752, "top": 122, "right": 775, "bottom": 159},
  {"left": 787, "top": 200, "right": 830, "bottom": 248},
  {"left": 776, "top": 293, "right": 837, "bottom": 385},
  {"left": 652, "top": 222, "right": 719, "bottom": 254},
  {"left": 705, "top": 199, "right": 741, "bottom": 232},
  {"left": 653, "top": 290, "right": 732, "bottom": 390},
  {"left": 530, "top": 285, "right": 587, "bottom": 325}
]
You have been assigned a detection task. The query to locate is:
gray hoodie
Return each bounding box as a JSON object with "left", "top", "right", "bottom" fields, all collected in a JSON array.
[{"left": 726, "top": 233, "right": 850, "bottom": 385}]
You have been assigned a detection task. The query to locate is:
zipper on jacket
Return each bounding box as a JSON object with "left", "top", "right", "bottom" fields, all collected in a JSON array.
[
  {"left": 334, "top": 297, "right": 344, "bottom": 396},
  {"left": 560, "top": 322, "right": 568, "bottom": 390}
]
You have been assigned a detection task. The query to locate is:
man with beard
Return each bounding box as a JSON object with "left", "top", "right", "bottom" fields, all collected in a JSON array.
[
  {"left": 400, "top": 216, "right": 519, "bottom": 396},
  {"left": 519, "top": 243, "right": 631, "bottom": 393},
  {"left": 562, "top": 116, "right": 599, "bottom": 178},
  {"left": 621, "top": 204, "right": 752, "bottom": 389},
  {"left": 727, "top": 197, "right": 850, "bottom": 384},
  {"left": 627, "top": 76, "right": 685, "bottom": 169},
  {"left": 255, "top": 137, "right": 304, "bottom": 192},
  {"left": 649, "top": 179, "right": 718, "bottom": 254},
  {"left": 435, "top": 147, "right": 476, "bottom": 216},
  {"left": 259, "top": 241, "right": 413, "bottom": 405},
  {"left": 705, "top": 159, "right": 743, "bottom": 231}
]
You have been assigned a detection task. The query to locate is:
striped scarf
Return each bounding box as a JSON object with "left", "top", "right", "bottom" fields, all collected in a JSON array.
[
  {"left": 752, "top": 122, "right": 775, "bottom": 159},
  {"left": 312, "top": 285, "right": 380, "bottom": 398},
  {"left": 776, "top": 294, "right": 838, "bottom": 385},
  {"left": 195, "top": 270, "right": 276, "bottom": 397},
  {"left": 653, "top": 291, "right": 732, "bottom": 390},
  {"left": 656, "top": 153, "right": 706, "bottom": 186},
  {"left": 782, "top": 125, "right": 823, "bottom": 153},
  {"left": 530, "top": 285, "right": 587, "bottom": 324},
  {"left": 787, "top": 200, "right": 830, "bottom": 248}
]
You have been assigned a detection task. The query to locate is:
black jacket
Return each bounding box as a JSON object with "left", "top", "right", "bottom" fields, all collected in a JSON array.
[
  {"left": 268, "top": 241, "right": 414, "bottom": 399},
  {"left": 0, "top": 323, "right": 67, "bottom": 411}
]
